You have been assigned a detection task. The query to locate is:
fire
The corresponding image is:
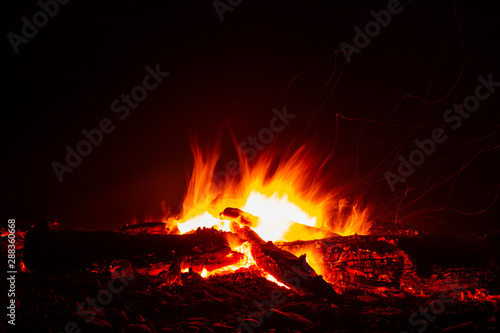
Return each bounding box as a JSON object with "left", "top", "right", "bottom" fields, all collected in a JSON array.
[
  {"left": 166, "top": 142, "right": 372, "bottom": 282},
  {"left": 174, "top": 143, "right": 372, "bottom": 241},
  {"left": 226, "top": 242, "right": 256, "bottom": 270}
]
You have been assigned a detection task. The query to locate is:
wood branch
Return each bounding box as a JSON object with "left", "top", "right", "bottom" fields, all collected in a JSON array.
[
  {"left": 23, "top": 221, "right": 237, "bottom": 271},
  {"left": 230, "top": 221, "right": 341, "bottom": 302}
]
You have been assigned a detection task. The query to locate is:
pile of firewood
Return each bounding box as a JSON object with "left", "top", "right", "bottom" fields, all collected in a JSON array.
[
  {"left": 23, "top": 209, "right": 341, "bottom": 302},
  {"left": 4, "top": 211, "right": 500, "bottom": 332},
  {"left": 23, "top": 209, "right": 500, "bottom": 299}
]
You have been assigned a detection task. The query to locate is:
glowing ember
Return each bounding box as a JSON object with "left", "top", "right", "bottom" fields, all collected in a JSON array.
[
  {"left": 20, "top": 261, "right": 27, "bottom": 272},
  {"left": 227, "top": 242, "right": 255, "bottom": 269},
  {"left": 265, "top": 274, "right": 290, "bottom": 289},
  {"left": 199, "top": 242, "right": 255, "bottom": 275}
]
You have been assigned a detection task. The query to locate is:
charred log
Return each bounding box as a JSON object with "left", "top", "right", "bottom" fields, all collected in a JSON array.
[{"left": 23, "top": 221, "right": 237, "bottom": 271}]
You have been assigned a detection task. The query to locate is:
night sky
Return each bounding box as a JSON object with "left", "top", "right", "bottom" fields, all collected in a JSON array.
[{"left": 4, "top": 0, "right": 500, "bottom": 233}]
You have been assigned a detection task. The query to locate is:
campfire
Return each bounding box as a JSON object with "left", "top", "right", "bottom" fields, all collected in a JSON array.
[
  {"left": 5, "top": 142, "right": 500, "bottom": 332},
  {"left": 168, "top": 142, "right": 372, "bottom": 286}
]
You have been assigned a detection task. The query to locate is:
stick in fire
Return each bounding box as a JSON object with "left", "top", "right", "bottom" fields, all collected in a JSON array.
[{"left": 222, "top": 208, "right": 342, "bottom": 302}]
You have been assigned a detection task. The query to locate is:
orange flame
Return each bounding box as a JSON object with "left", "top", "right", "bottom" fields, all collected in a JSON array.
[{"left": 174, "top": 143, "right": 372, "bottom": 241}]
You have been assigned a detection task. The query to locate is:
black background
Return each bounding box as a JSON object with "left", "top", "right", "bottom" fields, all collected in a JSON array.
[{"left": 4, "top": 0, "right": 499, "bottom": 233}]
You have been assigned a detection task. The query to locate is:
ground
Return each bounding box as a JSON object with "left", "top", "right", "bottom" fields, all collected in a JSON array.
[{"left": 6, "top": 266, "right": 498, "bottom": 333}]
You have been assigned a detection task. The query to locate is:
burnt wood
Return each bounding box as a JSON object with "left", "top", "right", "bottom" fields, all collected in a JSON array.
[{"left": 23, "top": 221, "right": 236, "bottom": 270}]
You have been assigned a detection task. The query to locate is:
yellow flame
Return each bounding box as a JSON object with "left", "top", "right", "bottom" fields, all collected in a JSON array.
[{"left": 173, "top": 143, "right": 371, "bottom": 241}]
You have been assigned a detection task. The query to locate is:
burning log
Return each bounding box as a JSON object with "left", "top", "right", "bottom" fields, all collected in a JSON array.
[
  {"left": 220, "top": 207, "right": 258, "bottom": 227},
  {"left": 23, "top": 220, "right": 239, "bottom": 270},
  {"left": 276, "top": 233, "right": 500, "bottom": 294},
  {"left": 230, "top": 220, "right": 342, "bottom": 302}
]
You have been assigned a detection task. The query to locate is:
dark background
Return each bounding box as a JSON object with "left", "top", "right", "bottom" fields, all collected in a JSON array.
[{"left": 3, "top": 0, "right": 499, "bottom": 233}]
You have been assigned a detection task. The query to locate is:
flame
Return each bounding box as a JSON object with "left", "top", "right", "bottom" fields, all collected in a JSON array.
[
  {"left": 174, "top": 143, "right": 372, "bottom": 241},
  {"left": 162, "top": 142, "right": 372, "bottom": 284},
  {"left": 204, "top": 241, "right": 290, "bottom": 288},
  {"left": 216, "top": 242, "right": 256, "bottom": 273},
  {"left": 177, "top": 212, "right": 231, "bottom": 234}
]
